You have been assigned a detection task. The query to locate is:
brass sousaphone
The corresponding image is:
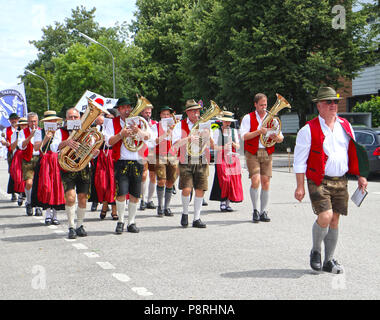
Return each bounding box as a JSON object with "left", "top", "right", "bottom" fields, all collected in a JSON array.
[
  {"left": 58, "top": 97, "right": 110, "bottom": 172},
  {"left": 260, "top": 94, "right": 291, "bottom": 148}
]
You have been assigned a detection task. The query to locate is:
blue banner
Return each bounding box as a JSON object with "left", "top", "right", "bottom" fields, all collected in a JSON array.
[{"left": 0, "top": 83, "right": 28, "bottom": 128}]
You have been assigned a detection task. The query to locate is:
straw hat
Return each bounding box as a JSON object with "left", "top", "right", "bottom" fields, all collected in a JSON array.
[
  {"left": 217, "top": 111, "right": 236, "bottom": 122},
  {"left": 18, "top": 117, "right": 28, "bottom": 125},
  {"left": 40, "top": 110, "right": 62, "bottom": 122},
  {"left": 184, "top": 99, "right": 202, "bottom": 111}
]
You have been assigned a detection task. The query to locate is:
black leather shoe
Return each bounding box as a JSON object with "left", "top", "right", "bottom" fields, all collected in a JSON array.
[
  {"left": 76, "top": 225, "right": 87, "bottom": 237},
  {"left": 322, "top": 259, "right": 344, "bottom": 274},
  {"left": 34, "top": 207, "right": 43, "bottom": 216},
  {"left": 115, "top": 222, "right": 124, "bottom": 234},
  {"left": 192, "top": 219, "right": 207, "bottom": 228},
  {"left": 68, "top": 228, "right": 77, "bottom": 239},
  {"left": 52, "top": 219, "right": 60, "bottom": 225},
  {"left": 157, "top": 207, "right": 164, "bottom": 217},
  {"left": 220, "top": 203, "right": 227, "bottom": 212},
  {"left": 91, "top": 202, "right": 98, "bottom": 212},
  {"left": 146, "top": 201, "right": 156, "bottom": 209},
  {"left": 164, "top": 208, "right": 173, "bottom": 216},
  {"left": 226, "top": 206, "right": 233, "bottom": 212},
  {"left": 202, "top": 199, "right": 208, "bottom": 206},
  {"left": 181, "top": 214, "right": 188, "bottom": 227},
  {"left": 45, "top": 218, "right": 52, "bottom": 225},
  {"left": 139, "top": 200, "right": 147, "bottom": 210},
  {"left": 172, "top": 186, "right": 176, "bottom": 194},
  {"left": 252, "top": 209, "right": 260, "bottom": 223},
  {"left": 127, "top": 223, "right": 140, "bottom": 233},
  {"left": 17, "top": 197, "right": 23, "bottom": 207},
  {"left": 260, "top": 211, "right": 270, "bottom": 222},
  {"left": 26, "top": 204, "right": 33, "bottom": 216},
  {"left": 310, "top": 250, "right": 322, "bottom": 271}
]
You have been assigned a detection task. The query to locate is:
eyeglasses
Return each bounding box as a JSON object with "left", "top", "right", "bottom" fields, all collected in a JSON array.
[{"left": 323, "top": 99, "right": 339, "bottom": 105}]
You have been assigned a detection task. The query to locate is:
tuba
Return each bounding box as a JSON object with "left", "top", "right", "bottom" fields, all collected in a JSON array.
[
  {"left": 187, "top": 100, "right": 222, "bottom": 157},
  {"left": 122, "top": 94, "right": 151, "bottom": 152},
  {"left": 58, "top": 97, "right": 110, "bottom": 172},
  {"left": 260, "top": 93, "right": 291, "bottom": 148}
]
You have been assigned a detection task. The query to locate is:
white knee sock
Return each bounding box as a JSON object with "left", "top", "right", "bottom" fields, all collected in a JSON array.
[
  {"left": 25, "top": 188, "right": 32, "bottom": 204},
  {"left": 46, "top": 208, "right": 52, "bottom": 219},
  {"left": 194, "top": 197, "right": 203, "bottom": 221},
  {"left": 181, "top": 195, "right": 190, "bottom": 215},
  {"left": 260, "top": 189, "right": 269, "bottom": 213},
  {"left": 141, "top": 180, "right": 147, "bottom": 202},
  {"left": 76, "top": 207, "right": 86, "bottom": 228},
  {"left": 148, "top": 181, "right": 156, "bottom": 202},
  {"left": 66, "top": 205, "right": 76, "bottom": 229},
  {"left": 116, "top": 200, "right": 126, "bottom": 223},
  {"left": 250, "top": 188, "right": 259, "bottom": 211},
  {"left": 128, "top": 201, "right": 137, "bottom": 226}
]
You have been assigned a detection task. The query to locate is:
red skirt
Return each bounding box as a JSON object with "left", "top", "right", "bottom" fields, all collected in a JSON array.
[
  {"left": 9, "top": 150, "right": 25, "bottom": 193},
  {"left": 37, "top": 151, "right": 65, "bottom": 207},
  {"left": 95, "top": 149, "right": 116, "bottom": 203},
  {"left": 210, "top": 150, "right": 243, "bottom": 202}
]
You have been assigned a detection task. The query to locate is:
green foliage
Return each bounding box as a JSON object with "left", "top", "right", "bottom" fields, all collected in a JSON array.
[
  {"left": 352, "top": 95, "right": 380, "bottom": 128},
  {"left": 275, "top": 135, "right": 297, "bottom": 153}
]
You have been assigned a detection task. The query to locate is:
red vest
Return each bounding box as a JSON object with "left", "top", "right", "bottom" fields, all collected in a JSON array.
[
  {"left": 306, "top": 117, "right": 360, "bottom": 186},
  {"left": 22, "top": 128, "right": 36, "bottom": 162},
  {"left": 178, "top": 119, "right": 210, "bottom": 164},
  {"left": 111, "top": 116, "right": 149, "bottom": 162},
  {"left": 6, "top": 126, "right": 14, "bottom": 153},
  {"left": 244, "top": 112, "right": 275, "bottom": 155},
  {"left": 155, "top": 122, "right": 172, "bottom": 156}
]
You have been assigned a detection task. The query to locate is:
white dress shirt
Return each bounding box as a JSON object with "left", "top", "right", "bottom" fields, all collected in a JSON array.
[
  {"left": 293, "top": 116, "right": 354, "bottom": 177},
  {"left": 240, "top": 111, "right": 267, "bottom": 149},
  {"left": 17, "top": 128, "right": 42, "bottom": 156},
  {"left": 103, "top": 117, "right": 153, "bottom": 161}
]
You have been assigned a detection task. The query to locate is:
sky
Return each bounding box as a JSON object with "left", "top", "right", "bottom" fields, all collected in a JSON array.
[{"left": 0, "top": 0, "right": 137, "bottom": 90}]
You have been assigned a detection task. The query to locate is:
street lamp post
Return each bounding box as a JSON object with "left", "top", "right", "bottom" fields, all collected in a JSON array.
[
  {"left": 25, "top": 69, "right": 50, "bottom": 110},
  {"left": 79, "top": 32, "right": 116, "bottom": 99}
]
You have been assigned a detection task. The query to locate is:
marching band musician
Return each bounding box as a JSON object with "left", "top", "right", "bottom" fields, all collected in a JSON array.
[
  {"left": 103, "top": 97, "right": 153, "bottom": 234},
  {"left": 151, "top": 106, "right": 178, "bottom": 217},
  {"left": 50, "top": 107, "right": 98, "bottom": 239},
  {"left": 172, "top": 99, "right": 215, "bottom": 228},
  {"left": 240, "top": 93, "right": 284, "bottom": 223},
  {"left": 17, "top": 112, "right": 43, "bottom": 216},
  {"left": 1, "top": 112, "right": 19, "bottom": 202},
  {"left": 139, "top": 105, "right": 158, "bottom": 211},
  {"left": 31, "top": 110, "right": 65, "bottom": 226}
]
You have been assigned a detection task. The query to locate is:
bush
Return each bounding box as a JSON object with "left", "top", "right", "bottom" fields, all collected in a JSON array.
[{"left": 352, "top": 95, "right": 380, "bottom": 128}]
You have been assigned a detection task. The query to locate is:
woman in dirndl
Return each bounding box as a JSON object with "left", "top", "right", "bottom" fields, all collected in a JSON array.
[{"left": 209, "top": 111, "right": 243, "bottom": 211}]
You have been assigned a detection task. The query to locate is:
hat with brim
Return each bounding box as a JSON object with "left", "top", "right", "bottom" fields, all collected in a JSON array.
[
  {"left": 18, "top": 117, "right": 28, "bottom": 125},
  {"left": 116, "top": 97, "right": 132, "bottom": 108},
  {"left": 217, "top": 111, "right": 237, "bottom": 122},
  {"left": 160, "top": 106, "right": 174, "bottom": 113},
  {"left": 312, "top": 87, "right": 343, "bottom": 102},
  {"left": 9, "top": 113, "right": 20, "bottom": 120},
  {"left": 40, "top": 110, "right": 62, "bottom": 122},
  {"left": 184, "top": 99, "right": 202, "bottom": 111}
]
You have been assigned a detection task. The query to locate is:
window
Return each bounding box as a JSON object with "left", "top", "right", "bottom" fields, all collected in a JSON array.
[{"left": 355, "top": 131, "right": 375, "bottom": 145}]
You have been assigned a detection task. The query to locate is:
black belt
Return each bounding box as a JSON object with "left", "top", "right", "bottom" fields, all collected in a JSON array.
[{"left": 323, "top": 175, "right": 346, "bottom": 181}]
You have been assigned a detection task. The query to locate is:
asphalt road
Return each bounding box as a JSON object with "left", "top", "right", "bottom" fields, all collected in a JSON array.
[{"left": 1, "top": 155, "right": 380, "bottom": 302}]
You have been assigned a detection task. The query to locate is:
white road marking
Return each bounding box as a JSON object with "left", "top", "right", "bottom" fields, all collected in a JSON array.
[
  {"left": 83, "top": 252, "right": 100, "bottom": 258},
  {"left": 48, "top": 225, "right": 58, "bottom": 229},
  {"left": 72, "top": 243, "right": 88, "bottom": 250},
  {"left": 54, "top": 230, "right": 65, "bottom": 234},
  {"left": 96, "top": 262, "right": 116, "bottom": 270},
  {"left": 132, "top": 287, "right": 153, "bottom": 296},
  {"left": 64, "top": 238, "right": 76, "bottom": 242},
  {"left": 112, "top": 273, "right": 131, "bottom": 282}
]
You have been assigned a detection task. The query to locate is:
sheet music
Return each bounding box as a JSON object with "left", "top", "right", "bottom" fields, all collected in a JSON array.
[
  {"left": 125, "top": 116, "right": 140, "bottom": 127},
  {"left": 44, "top": 122, "right": 57, "bottom": 132},
  {"left": 160, "top": 117, "right": 174, "bottom": 131},
  {"left": 67, "top": 120, "right": 82, "bottom": 130},
  {"left": 351, "top": 187, "right": 368, "bottom": 207}
]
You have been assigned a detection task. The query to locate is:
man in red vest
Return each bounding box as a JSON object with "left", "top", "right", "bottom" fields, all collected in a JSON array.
[
  {"left": 17, "top": 112, "right": 43, "bottom": 216},
  {"left": 1, "top": 112, "right": 19, "bottom": 201},
  {"left": 104, "top": 97, "right": 152, "bottom": 234},
  {"left": 139, "top": 106, "right": 158, "bottom": 211},
  {"left": 294, "top": 87, "right": 368, "bottom": 274},
  {"left": 241, "top": 93, "right": 284, "bottom": 223},
  {"left": 172, "top": 99, "right": 214, "bottom": 228},
  {"left": 151, "top": 106, "right": 178, "bottom": 217},
  {"left": 50, "top": 108, "right": 94, "bottom": 239}
]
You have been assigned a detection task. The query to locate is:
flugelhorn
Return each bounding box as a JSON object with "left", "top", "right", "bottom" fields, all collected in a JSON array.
[{"left": 259, "top": 93, "right": 291, "bottom": 148}]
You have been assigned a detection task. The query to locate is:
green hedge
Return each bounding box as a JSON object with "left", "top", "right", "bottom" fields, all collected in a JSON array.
[{"left": 275, "top": 135, "right": 297, "bottom": 153}]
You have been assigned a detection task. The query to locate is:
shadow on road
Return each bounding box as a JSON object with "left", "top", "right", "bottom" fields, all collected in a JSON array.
[{"left": 221, "top": 268, "right": 316, "bottom": 279}]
